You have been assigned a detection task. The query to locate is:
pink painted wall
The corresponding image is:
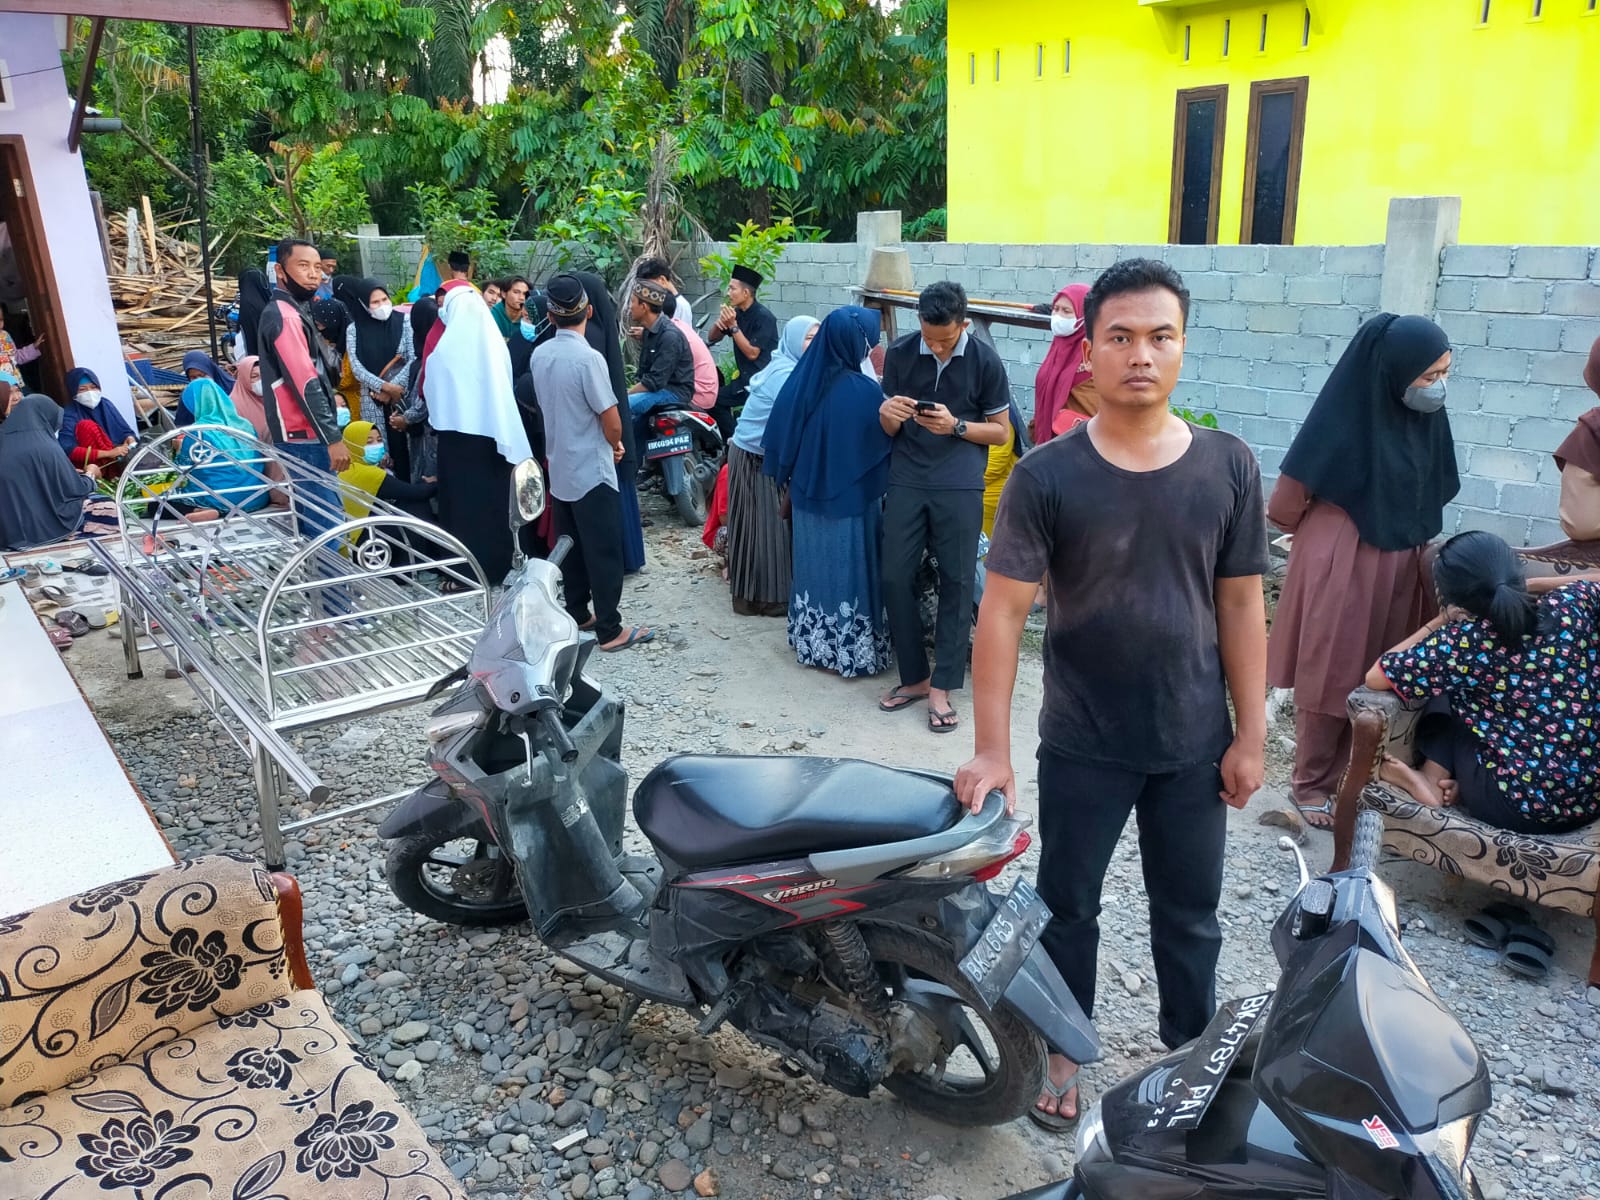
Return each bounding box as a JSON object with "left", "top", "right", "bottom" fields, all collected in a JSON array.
[{"left": 0, "top": 14, "right": 134, "bottom": 425}]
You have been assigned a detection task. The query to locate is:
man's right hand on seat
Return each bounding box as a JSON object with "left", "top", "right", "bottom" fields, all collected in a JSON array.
[{"left": 955, "top": 751, "right": 1016, "bottom": 816}]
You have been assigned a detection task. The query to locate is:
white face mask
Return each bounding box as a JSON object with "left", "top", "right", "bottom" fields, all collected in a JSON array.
[
  {"left": 249, "top": 378, "right": 263, "bottom": 396},
  {"left": 78, "top": 388, "right": 103, "bottom": 408},
  {"left": 370, "top": 302, "right": 394, "bottom": 322},
  {"left": 1050, "top": 313, "right": 1080, "bottom": 339}
]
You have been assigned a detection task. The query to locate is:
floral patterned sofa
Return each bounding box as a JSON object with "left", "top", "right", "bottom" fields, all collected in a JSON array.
[
  {"left": 0, "top": 854, "right": 465, "bottom": 1199},
  {"left": 1331, "top": 687, "right": 1600, "bottom": 985}
]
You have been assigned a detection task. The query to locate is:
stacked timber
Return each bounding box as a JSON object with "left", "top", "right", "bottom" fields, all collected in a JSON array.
[{"left": 106, "top": 204, "right": 234, "bottom": 374}]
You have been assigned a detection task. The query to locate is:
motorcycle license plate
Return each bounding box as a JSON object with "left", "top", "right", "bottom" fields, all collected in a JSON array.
[
  {"left": 646, "top": 432, "right": 692, "bottom": 459},
  {"left": 959, "top": 879, "right": 1052, "bottom": 1007},
  {"left": 1143, "top": 991, "right": 1274, "bottom": 1132}
]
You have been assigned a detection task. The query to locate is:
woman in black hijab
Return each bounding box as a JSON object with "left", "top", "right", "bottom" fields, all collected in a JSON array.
[
  {"left": 1266, "top": 313, "right": 1458, "bottom": 828},
  {"left": 571, "top": 270, "right": 646, "bottom": 573},
  {"left": 335, "top": 275, "right": 412, "bottom": 479},
  {"left": 394, "top": 297, "right": 439, "bottom": 483},
  {"left": 236, "top": 268, "right": 273, "bottom": 358}
]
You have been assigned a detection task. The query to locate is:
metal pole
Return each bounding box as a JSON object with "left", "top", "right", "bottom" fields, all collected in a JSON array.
[{"left": 186, "top": 25, "right": 219, "bottom": 359}]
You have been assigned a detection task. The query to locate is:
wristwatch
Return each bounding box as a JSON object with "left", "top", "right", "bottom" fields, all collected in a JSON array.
[{"left": 951, "top": 420, "right": 968, "bottom": 439}]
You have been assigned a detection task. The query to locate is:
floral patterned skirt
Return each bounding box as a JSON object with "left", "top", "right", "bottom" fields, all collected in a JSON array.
[{"left": 788, "top": 504, "right": 891, "bottom": 678}]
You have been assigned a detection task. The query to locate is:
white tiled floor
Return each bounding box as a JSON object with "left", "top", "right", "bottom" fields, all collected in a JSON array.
[{"left": 0, "top": 578, "right": 174, "bottom": 916}]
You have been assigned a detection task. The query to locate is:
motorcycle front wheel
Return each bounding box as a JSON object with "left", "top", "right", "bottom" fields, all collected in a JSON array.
[
  {"left": 867, "top": 925, "right": 1047, "bottom": 1126},
  {"left": 385, "top": 832, "right": 529, "bottom": 926}
]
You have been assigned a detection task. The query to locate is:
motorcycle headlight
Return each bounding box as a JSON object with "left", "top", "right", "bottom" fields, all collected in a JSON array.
[
  {"left": 425, "top": 709, "right": 484, "bottom": 746},
  {"left": 512, "top": 581, "right": 578, "bottom": 666},
  {"left": 1074, "top": 1098, "right": 1109, "bottom": 1165}
]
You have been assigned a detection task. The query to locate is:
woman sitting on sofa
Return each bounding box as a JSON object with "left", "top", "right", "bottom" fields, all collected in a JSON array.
[{"left": 1367, "top": 529, "right": 1600, "bottom": 834}]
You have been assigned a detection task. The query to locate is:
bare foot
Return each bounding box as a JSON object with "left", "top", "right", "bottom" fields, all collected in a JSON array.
[
  {"left": 1438, "top": 778, "right": 1460, "bottom": 806},
  {"left": 1379, "top": 755, "right": 1447, "bottom": 807},
  {"left": 1037, "top": 1053, "right": 1079, "bottom": 1119}
]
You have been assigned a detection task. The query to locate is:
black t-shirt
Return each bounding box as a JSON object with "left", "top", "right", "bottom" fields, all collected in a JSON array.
[
  {"left": 881, "top": 331, "right": 1011, "bottom": 491},
  {"left": 724, "top": 301, "right": 779, "bottom": 396},
  {"left": 986, "top": 424, "right": 1269, "bottom": 772}
]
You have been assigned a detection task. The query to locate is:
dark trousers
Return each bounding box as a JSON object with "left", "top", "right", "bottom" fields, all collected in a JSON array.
[
  {"left": 881, "top": 485, "right": 982, "bottom": 691},
  {"left": 1036, "top": 747, "right": 1227, "bottom": 1051},
  {"left": 553, "top": 484, "right": 624, "bottom": 644}
]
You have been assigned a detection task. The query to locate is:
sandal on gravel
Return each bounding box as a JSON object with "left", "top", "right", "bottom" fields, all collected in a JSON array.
[
  {"left": 47, "top": 626, "right": 74, "bottom": 650},
  {"left": 1501, "top": 923, "right": 1555, "bottom": 979},
  {"left": 1027, "top": 1077, "right": 1081, "bottom": 1133},
  {"left": 1293, "top": 795, "right": 1336, "bottom": 831},
  {"left": 599, "top": 626, "right": 655, "bottom": 653},
  {"left": 1463, "top": 900, "right": 1529, "bottom": 950},
  {"left": 878, "top": 685, "right": 929, "bottom": 713},
  {"left": 928, "top": 706, "right": 960, "bottom": 734}
]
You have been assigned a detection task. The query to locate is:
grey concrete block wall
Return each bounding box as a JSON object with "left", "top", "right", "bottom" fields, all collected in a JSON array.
[{"left": 355, "top": 228, "right": 1599, "bottom": 548}]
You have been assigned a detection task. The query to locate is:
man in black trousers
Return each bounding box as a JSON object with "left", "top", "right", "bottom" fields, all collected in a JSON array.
[{"left": 877, "top": 281, "right": 1012, "bottom": 733}]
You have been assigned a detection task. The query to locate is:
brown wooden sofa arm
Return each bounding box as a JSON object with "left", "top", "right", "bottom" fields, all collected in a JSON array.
[
  {"left": 270, "top": 871, "right": 315, "bottom": 990},
  {"left": 1331, "top": 688, "right": 1421, "bottom": 871}
]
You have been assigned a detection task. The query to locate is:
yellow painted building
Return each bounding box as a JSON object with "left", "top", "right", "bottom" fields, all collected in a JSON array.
[{"left": 947, "top": 0, "right": 1600, "bottom": 245}]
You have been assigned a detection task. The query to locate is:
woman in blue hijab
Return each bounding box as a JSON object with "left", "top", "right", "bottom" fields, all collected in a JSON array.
[
  {"left": 59, "top": 366, "right": 137, "bottom": 475},
  {"left": 170, "top": 377, "right": 270, "bottom": 515},
  {"left": 762, "top": 306, "right": 893, "bottom": 677},
  {"left": 726, "top": 314, "right": 817, "bottom": 616},
  {"left": 176, "top": 351, "right": 236, "bottom": 426}
]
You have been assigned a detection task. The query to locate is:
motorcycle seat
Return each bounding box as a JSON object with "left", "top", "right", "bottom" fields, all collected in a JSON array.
[{"left": 634, "top": 755, "right": 962, "bottom": 870}]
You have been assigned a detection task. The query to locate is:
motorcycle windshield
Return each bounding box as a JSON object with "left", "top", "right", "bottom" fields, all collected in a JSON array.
[{"left": 1256, "top": 945, "right": 1489, "bottom": 1148}]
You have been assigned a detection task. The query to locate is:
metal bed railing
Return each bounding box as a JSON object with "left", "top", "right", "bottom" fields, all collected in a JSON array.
[{"left": 88, "top": 426, "right": 491, "bottom": 868}]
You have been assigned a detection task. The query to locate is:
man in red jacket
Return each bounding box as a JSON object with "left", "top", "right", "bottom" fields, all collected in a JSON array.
[{"left": 257, "top": 238, "right": 352, "bottom": 611}]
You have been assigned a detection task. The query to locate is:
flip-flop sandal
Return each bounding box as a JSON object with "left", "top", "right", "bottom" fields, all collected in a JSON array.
[
  {"left": 578, "top": 616, "right": 598, "bottom": 632},
  {"left": 1501, "top": 923, "right": 1555, "bottom": 979},
  {"left": 1463, "top": 900, "right": 1530, "bottom": 950},
  {"left": 928, "top": 706, "right": 960, "bottom": 734},
  {"left": 64, "top": 560, "right": 109, "bottom": 577},
  {"left": 1027, "top": 1076, "right": 1081, "bottom": 1133},
  {"left": 33, "top": 584, "right": 72, "bottom": 605},
  {"left": 1292, "top": 796, "right": 1336, "bottom": 830},
  {"left": 37, "top": 559, "right": 63, "bottom": 575},
  {"left": 600, "top": 627, "right": 656, "bottom": 653},
  {"left": 55, "top": 610, "right": 91, "bottom": 638},
  {"left": 47, "top": 626, "right": 74, "bottom": 651},
  {"left": 0, "top": 566, "right": 25, "bottom": 583},
  {"left": 879, "top": 686, "right": 929, "bottom": 713}
]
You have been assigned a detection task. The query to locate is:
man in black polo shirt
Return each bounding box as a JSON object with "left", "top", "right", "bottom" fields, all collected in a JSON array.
[
  {"left": 626, "top": 280, "right": 696, "bottom": 448},
  {"left": 706, "top": 265, "right": 778, "bottom": 439},
  {"left": 877, "top": 281, "right": 1012, "bottom": 733}
]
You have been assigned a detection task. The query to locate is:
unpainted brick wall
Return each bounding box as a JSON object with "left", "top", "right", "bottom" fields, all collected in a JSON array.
[{"left": 678, "top": 241, "right": 1600, "bottom": 545}]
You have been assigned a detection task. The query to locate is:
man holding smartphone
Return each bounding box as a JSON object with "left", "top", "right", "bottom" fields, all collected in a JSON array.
[{"left": 878, "top": 280, "right": 1012, "bottom": 733}]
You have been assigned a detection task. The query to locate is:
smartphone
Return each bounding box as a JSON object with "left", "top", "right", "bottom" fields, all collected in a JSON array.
[{"left": 915, "top": 400, "right": 937, "bottom": 414}]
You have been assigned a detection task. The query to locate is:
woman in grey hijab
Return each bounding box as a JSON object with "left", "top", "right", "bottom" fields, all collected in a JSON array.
[{"left": 0, "top": 393, "right": 120, "bottom": 549}]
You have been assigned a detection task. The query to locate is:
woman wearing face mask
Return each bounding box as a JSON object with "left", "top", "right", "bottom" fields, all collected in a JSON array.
[
  {"left": 58, "top": 367, "right": 137, "bottom": 476},
  {"left": 1031, "top": 284, "right": 1094, "bottom": 444},
  {"left": 337, "top": 277, "right": 412, "bottom": 481},
  {"left": 1267, "top": 313, "right": 1458, "bottom": 830},
  {"left": 507, "top": 290, "right": 551, "bottom": 383},
  {"left": 311, "top": 298, "right": 363, "bottom": 423}
]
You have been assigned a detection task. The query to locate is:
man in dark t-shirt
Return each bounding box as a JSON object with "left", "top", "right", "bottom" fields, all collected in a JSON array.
[
  {"left": 956, "top": 259, "right": 1268, "bottom": 1132},
  {"left": 706, "top": 265, "right": 778, "bottom": 439}
]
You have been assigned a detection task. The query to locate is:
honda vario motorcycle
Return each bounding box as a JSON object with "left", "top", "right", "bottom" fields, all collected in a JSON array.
[
  {"left": 380, "top": 461, "right": 1101, "bottom": 1123},
  {"left": 640, "top": 406, "right": 721, "bottom": 526},
  {"left": 1001, "top": 811, "right": 1489, "bottom": 1199}
]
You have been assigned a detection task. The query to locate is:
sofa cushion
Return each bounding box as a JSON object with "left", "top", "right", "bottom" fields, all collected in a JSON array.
[
  {"left": 1363, "top": 780, "right": 1600, "bottom": 918},
  {"left": 0, "top": 855, "right": 294, "bottom": 1109},
  {"left": 0, "top": 988, "right": 464, "bottom": 1199}
]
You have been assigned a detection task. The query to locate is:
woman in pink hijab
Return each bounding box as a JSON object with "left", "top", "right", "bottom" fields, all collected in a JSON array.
[
  {"left": 228, "top": 355, "right": 269, "bottom": 439},
  {"left": 1031, "top": 284, "right": 1096, "bottom": 443}
]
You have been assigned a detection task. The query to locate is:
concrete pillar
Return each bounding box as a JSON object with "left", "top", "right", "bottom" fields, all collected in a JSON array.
[
  {"left": 856, "top": 210, "right": 903, "bottom": 282},
  {"left": 1379, "top": 196, "right": 1461, "bottom": 317}
]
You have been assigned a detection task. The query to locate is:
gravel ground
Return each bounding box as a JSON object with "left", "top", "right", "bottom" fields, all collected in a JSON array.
[{"left": 58, "top": 492, "right": 1600, "bottom": 1200}]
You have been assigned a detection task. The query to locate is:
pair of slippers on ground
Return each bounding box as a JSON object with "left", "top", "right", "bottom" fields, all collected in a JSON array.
[
  {"left": 47, "top": 605, "right": 117, "bottom": 649},
  {"left": 0, "top": 560, "right": 109, "bottom": 586},
  {"left": 1464, "top": 901, "right": 1555, "bottom": 979}
]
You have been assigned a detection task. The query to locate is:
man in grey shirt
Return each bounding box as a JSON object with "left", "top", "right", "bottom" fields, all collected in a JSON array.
[{"left": 527, "top": 274, "right": 654, "bottom": 652}]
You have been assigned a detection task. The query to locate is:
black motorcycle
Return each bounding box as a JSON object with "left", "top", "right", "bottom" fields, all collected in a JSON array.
[
  {"left": 1001, "top": 811, "right": 1488, "bottom": 1200},
  {"left": 380, "top": 462, "right": 1101, "bottom": 1123},
  {"left": 639, "top": 406, "right": 721, "bottom": 526}
]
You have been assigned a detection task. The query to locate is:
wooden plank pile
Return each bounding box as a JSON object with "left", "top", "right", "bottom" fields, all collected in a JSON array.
[{"left": 106, "top": 204, "right": 234, "bottom": 374}]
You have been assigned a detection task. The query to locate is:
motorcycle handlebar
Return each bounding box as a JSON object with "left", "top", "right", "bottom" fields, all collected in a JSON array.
[
  {"left": 537, "top": 705, "right": 578, "bottom": 764},
  {"left": 548, "top": 535, "right": 574, "bottom": 569}
]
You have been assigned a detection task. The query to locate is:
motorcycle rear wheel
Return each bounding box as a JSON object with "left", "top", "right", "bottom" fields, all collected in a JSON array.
[
  {"left": 673, "top": 450, "right": 711, "bottom": 526},
  {"left": 866, "top": 925, "right": 1046, "bottom": 1126},
  {"left": 385, "top": 832, "right": 529, "bottom": 926}
]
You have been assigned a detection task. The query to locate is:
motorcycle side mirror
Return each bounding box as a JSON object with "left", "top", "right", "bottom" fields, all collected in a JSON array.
[{"left": 512, "top": 458, "right": 547, "bottom": 526}]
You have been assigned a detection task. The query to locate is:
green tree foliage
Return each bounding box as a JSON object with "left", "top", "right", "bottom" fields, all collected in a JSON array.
[{"left": 69, "top": 0, "right": 945, "bottom": 273}]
